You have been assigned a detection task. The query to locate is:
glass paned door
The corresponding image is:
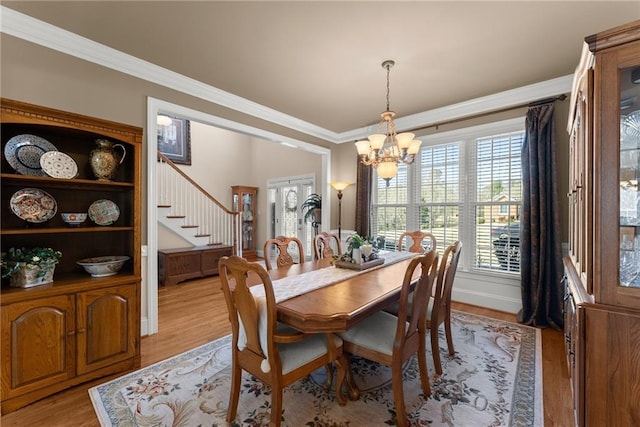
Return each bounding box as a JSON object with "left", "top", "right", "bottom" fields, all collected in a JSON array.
[
  {"left": 267, "top": 177, "right": 315, "bottom": 260},
  {"left": 619, "top": 66, "right": 640, "bottom": 287}
]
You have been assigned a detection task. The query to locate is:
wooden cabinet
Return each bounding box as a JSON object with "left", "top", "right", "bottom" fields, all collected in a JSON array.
[
  {"left": 0, "top": 99, "right": 142, "bottom": 413},
  {"left": 1, "top": 283, "right": 138, "bottom": 410},
  {"left": 231, "top": 185, "right": 258, "bottom": 259},
  {"left": 158, "top": 244, "right": 233, "bottom": 285},
  {"left": 564, "top": 20, "right": 640, "bottom": 426}
]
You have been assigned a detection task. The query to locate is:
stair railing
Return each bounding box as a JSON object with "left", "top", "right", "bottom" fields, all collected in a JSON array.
[{"left": 157, "top": 152, "right": 240, "bottom": 255}]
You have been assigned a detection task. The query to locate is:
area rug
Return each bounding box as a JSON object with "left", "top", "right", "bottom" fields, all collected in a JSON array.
[{"left": 89, "top": 311, "right": 542, "bottom": 426}]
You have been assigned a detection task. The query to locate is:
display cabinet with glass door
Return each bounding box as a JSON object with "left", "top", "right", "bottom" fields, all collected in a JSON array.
[
  {"left": 564, "top": 20, "right": 640, "bottom": 427},
  {"left": 232, "top": 186, "right": 258, "bottom": 259}
]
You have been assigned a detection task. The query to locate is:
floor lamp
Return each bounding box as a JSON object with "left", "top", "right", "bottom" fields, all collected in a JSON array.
[{"left": 331, "top": 181, "right": 352, "bottom": 240}]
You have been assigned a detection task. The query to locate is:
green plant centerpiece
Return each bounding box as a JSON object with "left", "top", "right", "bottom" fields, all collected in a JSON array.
[
  {"left": 340, "top": 233, "right": 379, "bottom": 264},
  {"left": 1, "top": 247, "right": 62, "bottom": 288},
  {"left": 301, "top": 193, "right": 322, "bottom": 229}
]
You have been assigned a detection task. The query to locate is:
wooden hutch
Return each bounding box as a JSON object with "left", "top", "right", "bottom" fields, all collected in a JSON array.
[
  {"left": 564, "top": 20, "right": 640, "bottom": 426},
  {"left": 0, "top": 99, "right": 142, "bottom": 413}
]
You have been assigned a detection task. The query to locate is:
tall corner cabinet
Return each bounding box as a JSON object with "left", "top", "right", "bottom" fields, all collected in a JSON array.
[
  {"left": 231, "top": 185, "right": 258, "bottom": 259},
  {"left": 0, "top": 99, "right": 142, "bottom": 414},
  {"left": 564, "top": 20, "right": 640, "bottom": 427}
]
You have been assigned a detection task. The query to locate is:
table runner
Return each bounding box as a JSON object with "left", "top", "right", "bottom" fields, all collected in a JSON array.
[{"left": 251, "top": 250, "right": 417, "bottom": 302}]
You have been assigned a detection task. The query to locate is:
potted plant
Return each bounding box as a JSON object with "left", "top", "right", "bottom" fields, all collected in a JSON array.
[
  {"left": 1, "top": 247, "right": 62, "bottom": 288},
  {"left": 301, "top": 193, "right": 322, "bottom": 225}
]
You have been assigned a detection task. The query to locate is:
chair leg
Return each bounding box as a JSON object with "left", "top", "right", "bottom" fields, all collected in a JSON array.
[
  {"left": 226, "top": 363, "right": 241, "bottom": 422},
  {"left": 322, "top": 363, "right": 334, "bottom": 391},
  {"left": 430, "top": 327, "right": 443, "bottom": 375},
  {"left": 417, "top": 339, "right": 432, "bottom": 397},
  {"left": 334, "top": 355, "right": 348, "bottom": 406},
  {"left": 391, "top": 362, "right": 408, "bottom": 427},
  {"left": 270, "top": 387, "right": 283, "bottom": 427},
  {"left": 444, "top": 312, "right": 455, "bottom": 356}
]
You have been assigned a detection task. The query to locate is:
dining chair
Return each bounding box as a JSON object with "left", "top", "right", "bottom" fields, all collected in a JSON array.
[
  {"left": 263, "top": 235, "right": 305, "bottom": 271},
  {"left": 427, "top": 240, "right": 462, "bottom": 374},
  {"left": 313, "top": 231, "right": 342, "bottom": 260},
  {"left": 219, "top": 255, "right": 347, "bottom": 426},
  {"left": 337, "top": 251, "right": 439, "bottom": 427},
  {"left": 397, "top": 230, "right": 437, "bottom": 253}
]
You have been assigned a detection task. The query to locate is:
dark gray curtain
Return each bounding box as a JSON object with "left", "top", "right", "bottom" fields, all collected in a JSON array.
[
  {"left": 518, "top": 102, "right": 564, "bottom": 329},
  {"left": 355, "top": 159, "right": 372, "bottom": 238}
]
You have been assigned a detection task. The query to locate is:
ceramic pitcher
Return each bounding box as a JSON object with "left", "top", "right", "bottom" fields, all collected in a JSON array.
[{"left": 90, "top": 139, "right": 126, "bottom": 181}]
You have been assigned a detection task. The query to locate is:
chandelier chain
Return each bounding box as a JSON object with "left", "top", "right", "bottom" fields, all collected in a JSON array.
[{"left": 386, "top": 62, "right": 391, "bottom": 113}]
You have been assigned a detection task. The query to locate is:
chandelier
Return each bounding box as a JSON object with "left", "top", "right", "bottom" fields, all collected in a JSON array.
[{"left": 355, "top": 60, "right": 422, "bottom": 183}]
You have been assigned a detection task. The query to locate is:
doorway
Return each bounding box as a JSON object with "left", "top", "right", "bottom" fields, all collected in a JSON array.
[
  {"left": 266, "top": 176, "right": 315, "bottom": 259},
  {"left": 145, "top": 97, "right": 331, "bottom": 336}
]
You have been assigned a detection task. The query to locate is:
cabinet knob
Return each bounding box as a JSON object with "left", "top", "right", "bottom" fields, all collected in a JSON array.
[
  {"left": 77, "top": 328, "right": 86, "bottom": 334},
  {"left": 67, "top": 330, "right": 76, "bottom": 336}
]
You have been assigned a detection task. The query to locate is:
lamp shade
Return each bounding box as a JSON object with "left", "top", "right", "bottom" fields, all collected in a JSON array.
[
  {"left": 368, "top": 134, "right": 386, "bottom": 150},
  {"left": 331, "top": 181, "right": 351, "bottom": 192},
  {"left": 395, "top": 132, "right": 415, "bottom": 150},
  {"left": 355, "top": 140, "right": 371, "bottom": 156},
  {"left": 377, "top": 159, "right": 398, "bottom": 180},
  {"left": 408, "top": 139, "right": 423, "bottom": 155}
]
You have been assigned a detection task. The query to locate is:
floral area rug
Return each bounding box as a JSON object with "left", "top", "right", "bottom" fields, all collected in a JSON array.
[{"left": 89, "top": 311, "right": 542, "bottom": 426}]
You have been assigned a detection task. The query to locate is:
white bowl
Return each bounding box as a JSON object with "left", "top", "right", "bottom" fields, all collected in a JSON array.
[
  {"left": 61, "top": 212, "right": 87, "bottom": 226},
  {"left": 77, "top": 255, "right": 130, "bottom": 277}
]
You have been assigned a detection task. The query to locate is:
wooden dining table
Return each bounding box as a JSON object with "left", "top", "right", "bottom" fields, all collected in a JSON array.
[
  {"left": 246, "top": 253, "right": 420, "bottom": 402},
  {"left": 260, "top": 255, "right": 419, "bottom": 333}
]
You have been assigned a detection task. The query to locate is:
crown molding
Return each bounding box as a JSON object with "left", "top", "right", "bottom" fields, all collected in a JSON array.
[
  {"left": 1, "top": 6, "right": 572, "bottom": 145},
  {"left": 0, "top": 6, "right": 338, "bottom": 141},
  {"left": 337, "top": 75, "right": 572, "bottom": 143}
]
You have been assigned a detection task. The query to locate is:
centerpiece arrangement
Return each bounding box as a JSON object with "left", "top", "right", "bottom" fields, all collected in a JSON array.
[
  {"left": 334, "top": 233, "right": 384, "bottom": 270},
  {"left": 1, "top": 246, "right": 62, "bottom": 288}
]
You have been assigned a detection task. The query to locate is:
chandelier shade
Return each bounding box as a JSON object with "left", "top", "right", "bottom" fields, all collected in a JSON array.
[{"left": 355, "top": 60, "right": 422, "bottom": 184}]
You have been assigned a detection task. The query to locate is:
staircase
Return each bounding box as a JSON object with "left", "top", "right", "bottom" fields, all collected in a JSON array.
[{"left": 157, "top": 153, "right": 240, "bottom": 254}]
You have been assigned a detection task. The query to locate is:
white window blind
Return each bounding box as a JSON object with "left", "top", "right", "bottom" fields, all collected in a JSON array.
[{"left": 371, "top": 118, "right": 524, "bottom": 275}]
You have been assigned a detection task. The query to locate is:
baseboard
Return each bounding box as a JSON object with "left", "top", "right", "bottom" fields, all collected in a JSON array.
[
  {"left": 453, "top": 271, "right": 522, "bottom": 314},
  {"left": 141, "top": 316, "right": 149, "bottom": 336}
]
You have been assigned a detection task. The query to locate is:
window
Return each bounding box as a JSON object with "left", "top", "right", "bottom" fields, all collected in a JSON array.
[{"left": 371, "top": 118, "right": 524, "bottom": 274}]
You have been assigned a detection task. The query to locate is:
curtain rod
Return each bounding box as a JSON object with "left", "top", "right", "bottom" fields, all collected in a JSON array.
[{"left": 405, "top": 94, "right": 567, "bottom": 134}]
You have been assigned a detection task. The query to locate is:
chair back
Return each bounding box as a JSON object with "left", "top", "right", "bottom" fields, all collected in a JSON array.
[
  {"left": 219, "top": 255, "right": 277, "bottom": 371},
  {"left": 313, "top": 232, "right": 342, "bottom": 260},
  {"left": 398, "top": 231, "right": 437, "bottom": 253},
  {"left": 431, "top": 241, "right": 462, "bottom": 322},
  {"left": 263, "top": 236, "right": 305, "bottom": 270},
  {"left": 395, "top": 250, "right": 439, "bottom": 344}
]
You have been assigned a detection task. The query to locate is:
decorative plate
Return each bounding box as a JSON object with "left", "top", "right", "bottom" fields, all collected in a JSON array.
[
  {"left": 10, "top": 188, "right": 57, "bottom": 223},
  {"left": 40, "top": 151, "right": 78, "bottom": 179},
  {"left": 4, "top": 134, "right": 57, "bottom": 176},
  {"left": 88, "top": 199, "right": 120, "bottom": 225}
]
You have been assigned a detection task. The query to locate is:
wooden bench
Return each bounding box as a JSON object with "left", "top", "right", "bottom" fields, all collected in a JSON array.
[{"left": 158, "top": 244, "right": 233, "bottom": 286}]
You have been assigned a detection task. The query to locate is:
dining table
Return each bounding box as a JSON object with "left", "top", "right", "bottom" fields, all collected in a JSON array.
[{"left": 246, "top": 251, "right": 421, "bottom": 401}]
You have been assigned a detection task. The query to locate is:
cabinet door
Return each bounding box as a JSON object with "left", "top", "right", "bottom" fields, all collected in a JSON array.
[
  {"left": 595, "top": 41, "right": 640, "bottom": 308},
  {"left": 568, "top": 68, "right": 594, "bottom": 293},
  {"left": 1, "top": 295, "right": 76, "bottom": 399},
  {"left": 76, "top": 284, "right": 138, "bottom": 375}
]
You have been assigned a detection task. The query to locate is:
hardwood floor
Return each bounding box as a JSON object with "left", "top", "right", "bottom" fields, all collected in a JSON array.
[{"left": 1, "top": 276, "right": 574, "bottom": 426}]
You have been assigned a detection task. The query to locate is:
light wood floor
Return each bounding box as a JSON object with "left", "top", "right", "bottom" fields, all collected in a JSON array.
[{"left": 1, "top": 276, "right": 574, "bottom": 426}]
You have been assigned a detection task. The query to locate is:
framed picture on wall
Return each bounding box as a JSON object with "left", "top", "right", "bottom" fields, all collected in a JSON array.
[{"left": 157, "top": 116, "right": 191, "bottom": 165}]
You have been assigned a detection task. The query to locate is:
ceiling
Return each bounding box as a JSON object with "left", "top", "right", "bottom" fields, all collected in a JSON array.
[{"left": 3, "top": 1, "right": 639, "bottom": 140}]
